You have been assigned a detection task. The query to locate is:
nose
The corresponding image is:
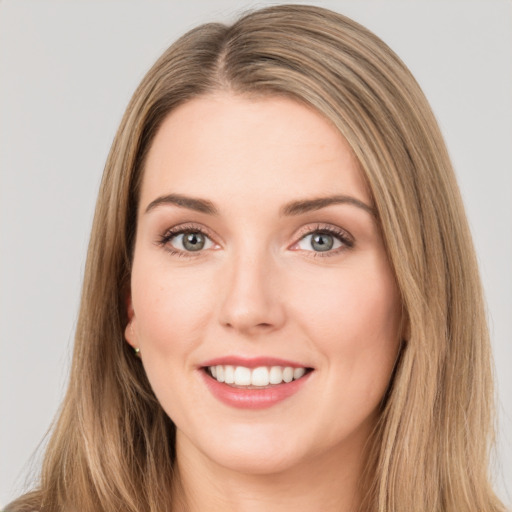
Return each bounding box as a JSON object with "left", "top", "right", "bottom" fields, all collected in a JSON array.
[{"left": 218, "top": 247, "right": 286, "bottom": 336}]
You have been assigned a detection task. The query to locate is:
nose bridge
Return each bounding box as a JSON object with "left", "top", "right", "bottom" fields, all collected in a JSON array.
[{"left": 218, "top": 240, "right": 285, "bottom": 334}]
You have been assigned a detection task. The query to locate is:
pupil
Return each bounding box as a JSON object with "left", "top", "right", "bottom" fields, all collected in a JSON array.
[
  {"left": 183, "top": 232, "right": 205, "bottom": 251},
  {"left": 312, "top": 233, "right": 333, "bottom": 252}
]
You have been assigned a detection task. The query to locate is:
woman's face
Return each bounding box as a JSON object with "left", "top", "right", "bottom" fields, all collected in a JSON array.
[{"left": 126, "top": 93, "right": 402, "bottom": 475}]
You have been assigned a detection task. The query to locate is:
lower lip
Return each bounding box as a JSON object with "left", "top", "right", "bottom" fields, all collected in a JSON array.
[{"left": 200, "top": 369, "right": 312, "bottom": 409}]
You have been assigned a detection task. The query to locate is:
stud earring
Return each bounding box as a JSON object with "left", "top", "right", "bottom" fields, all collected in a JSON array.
[{"left": 134, "top": 347, "right": 141, "bottom": 358}]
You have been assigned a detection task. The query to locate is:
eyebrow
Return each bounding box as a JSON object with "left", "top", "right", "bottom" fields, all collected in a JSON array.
[
  {"left": 280, "top": 195, "right": 376, "bottom": 217},
  {"left": 145, "top": 194, "right": 219, "bottom": 215},
  {"left": 144, "top": 193, "right": 376, "bottom": 217}
]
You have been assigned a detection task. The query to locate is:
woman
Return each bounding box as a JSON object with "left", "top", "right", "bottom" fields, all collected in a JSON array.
[{"left": 5, "top": 4, "right": 506, "bottom": 512}]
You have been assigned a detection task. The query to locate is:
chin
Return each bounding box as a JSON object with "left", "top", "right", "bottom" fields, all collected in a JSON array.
[
  {"left": 178, "top": 422, "right": 311, "bottom": 476},
  {"left": 208, "top": 443, "right": 304, "bottom": 476}
]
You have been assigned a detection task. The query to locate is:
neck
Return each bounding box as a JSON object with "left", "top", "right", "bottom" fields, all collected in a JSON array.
[{"left": 172, "top": 430, "right": 368, "bottom": 512}]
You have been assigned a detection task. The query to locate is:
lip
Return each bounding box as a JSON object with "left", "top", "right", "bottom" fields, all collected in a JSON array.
[
  {"left": 199, "top": 357, "right": 314, "bottom": 410},
  {"left": 201, "top": 356, "right": 310, "bottom": 369}
]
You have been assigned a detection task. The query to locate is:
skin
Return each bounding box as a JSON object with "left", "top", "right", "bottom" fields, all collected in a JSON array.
[{"left": 125, "top": 93, "right": 402, "bottom": 512}]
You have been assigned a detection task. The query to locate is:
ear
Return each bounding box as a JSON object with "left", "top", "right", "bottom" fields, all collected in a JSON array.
[{"left": 124, "top": 290, "right": 137, "bottom": 348}]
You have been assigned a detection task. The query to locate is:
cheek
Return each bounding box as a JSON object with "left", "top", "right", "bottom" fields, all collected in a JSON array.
[
  {"left": 301, "top": 269, "right": 398, "bottom": 337},
  {"left": 293, "top": 257, "right": 401, "bottom": 380},
  {"left": 292, "top": 262, "right": 401, "bottom": 437},
  {"left": 131, "top": 263, "right": 216, "bottom": 356},
  {"left": 130, "top": 264, "right": 220, "bottom": 420}
]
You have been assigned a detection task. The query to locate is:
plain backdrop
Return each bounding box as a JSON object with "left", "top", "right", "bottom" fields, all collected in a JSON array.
[{"left": 1, "top": 0, "right": 511, "bottom": 508}]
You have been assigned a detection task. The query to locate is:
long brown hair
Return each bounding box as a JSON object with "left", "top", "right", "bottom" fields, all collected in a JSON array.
[{"left": 6, "top": 5, "right": 505, "bottom": 512}]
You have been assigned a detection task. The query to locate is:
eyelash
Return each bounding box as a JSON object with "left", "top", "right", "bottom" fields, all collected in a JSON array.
[
  {"left": 156, "top": 222, "right": 354, "bottom": 258},
  {"left": 156, "top": 223, "right": 216, "bottom": 258},
  {"left": 294, "top": 224, "right": 354, "bottom": 257}
]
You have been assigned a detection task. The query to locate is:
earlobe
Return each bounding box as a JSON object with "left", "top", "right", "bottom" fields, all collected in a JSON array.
[
  {"left": 125, "top": 319, "right": 136, "bottom": 347},
  {"left": 124, "top": 292, "right": 136, "bottom": 348},
  {"left": 124, "top": 292, "right": 141, "bottom": 357}
]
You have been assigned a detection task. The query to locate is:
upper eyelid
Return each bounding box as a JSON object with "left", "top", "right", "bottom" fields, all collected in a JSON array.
[
  {"left": 293, "top": 223, "right": 354, "bottom": 245},
  {"left": 161, "top": 222, "right": 218, "bottom": 241}
]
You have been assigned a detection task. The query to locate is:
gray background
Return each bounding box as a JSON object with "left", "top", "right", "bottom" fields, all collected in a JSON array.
[{"left": 1, "top": 0, "right": 511, "bottom": 508}]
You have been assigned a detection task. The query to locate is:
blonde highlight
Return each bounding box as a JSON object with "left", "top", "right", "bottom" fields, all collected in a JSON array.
[{"left": 6, "top": 5, "right": 504, "bottom": 512}]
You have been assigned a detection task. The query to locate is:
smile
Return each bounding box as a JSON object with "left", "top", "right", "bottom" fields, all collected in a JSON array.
[
  {"left": 207, "top": 365, "right": 308, "bottom": 387},
  {"left": 200, "top": 359, "right": 314, "bottom": 409}
]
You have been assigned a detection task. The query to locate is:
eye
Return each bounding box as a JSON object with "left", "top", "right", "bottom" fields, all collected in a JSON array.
[
  {"left": 170, "top": 231, "right": 215, "bottom": 252},
  {"left": 158, "top": 225, "right": 218, "bottom": 255},
  {"left": 298, "top": 232, "right": 341, "bottom": 252},
  {"left": 291, "top": 225, "right": 354, "bottom": 256}
]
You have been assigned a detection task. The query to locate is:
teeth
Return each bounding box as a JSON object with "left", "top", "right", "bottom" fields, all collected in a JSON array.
[
  {"left": 282, "top": 367, "right": 294, "bottom": 383},
  {"left": 269, "top": 366, "right": 283, "bottom": 384},
  {"left": 293, "top": 367, "right": 306, "bottom": 379},
  {"left": 208, "top": 365, "right": 308, "bottom": 387},
  {"left": 224, "top": 365, "right": 235, "bottom": 384},
  {"left": 234, "top": 366, "right": 251, "bottom": 386},
  {"left": 251, "top": 366, "right": 269, "bottom": 386}
]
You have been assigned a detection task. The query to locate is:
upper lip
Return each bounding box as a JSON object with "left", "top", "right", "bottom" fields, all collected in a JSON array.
[{"left": 201, "top": 356, "right": 312, "bottom": 369}]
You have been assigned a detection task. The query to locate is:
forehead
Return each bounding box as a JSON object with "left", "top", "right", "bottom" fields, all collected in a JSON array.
[{"left": 140, "top": 93, "right": 370, "bottom": 211}]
